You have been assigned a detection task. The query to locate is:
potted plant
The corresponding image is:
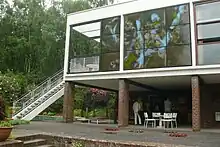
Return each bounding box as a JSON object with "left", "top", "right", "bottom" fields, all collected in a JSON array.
[
  {"left": 0, "top": 120, "right": 13, "bottom": 142},
  {"left": 0, "top": 95, "right": 13, "bottom": 142}
]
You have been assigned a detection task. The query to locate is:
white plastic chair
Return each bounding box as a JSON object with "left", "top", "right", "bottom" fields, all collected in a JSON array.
[
  {"left": 144, "top": 112, "right": 156, "bottom": 128},
  {"left": 152, "top": 112, "right": 161, "bottom": 127},
  {"left": 161, "top": 113, "right": 173, "bottom": 129},
  {"left": 172, "top": 113, "right": 178, "bottom": 128},
  {"left": 152, "top": 112, "right": 161, "bottom": 120}
]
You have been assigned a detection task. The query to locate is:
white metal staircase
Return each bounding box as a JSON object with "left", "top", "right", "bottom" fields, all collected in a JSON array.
[{"left": 12, "top": 70, "right": 65, "bottom": 120}]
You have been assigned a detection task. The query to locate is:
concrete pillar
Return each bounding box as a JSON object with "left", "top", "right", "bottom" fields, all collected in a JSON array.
[
  {"left": 191, "top": 76, "right": 201, "bottom": 131},
  {"left": 118, "top": 79, "right": 129, "bottom": 127},
  {"left": 63, "top": 82, "right": 74, "bottom": 123}
]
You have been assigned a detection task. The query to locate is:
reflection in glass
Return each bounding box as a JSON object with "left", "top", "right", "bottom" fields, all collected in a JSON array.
[
  {"left": 167, "top": 45, "right": 191, "bottom": 66},
  {"left": 197, "top": 22, "right": 220, "bottom": 40},
  {"left": 100, "top": 52, "right": 120, "bottom": 71},
  {"left": 166, "top": 5, "right": 189, "bottom": 25},
  {"left": 102, "top": 34, "right": 120, "bottom": 53},
  {"left": 101, "top": 17, "right": 120, "bottom": 44},
  {"left": 196, "top": 1, "right": 220, "bottom": 22},
  {"left": 70, "top": 29, "right": 101, "bottom": 56},
  {"left": 124, "top": 4, "right": 190, "bottom": 69},
  {"left": 198, "top": 44, "right": 220, "bottom": 65},
  {"left": 69, "top": 56, "right": 100, "bottom": 73},
  {"left": 168, "top": 24, "right": 190, "bottom": 45},
  {"left": 99, "top": 17, "right": 120, "bottom": 71}
]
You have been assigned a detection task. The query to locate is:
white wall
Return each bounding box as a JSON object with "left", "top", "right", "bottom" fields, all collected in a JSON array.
[{"left": 67, "top": 0, "right": 200, "bottom": 26}]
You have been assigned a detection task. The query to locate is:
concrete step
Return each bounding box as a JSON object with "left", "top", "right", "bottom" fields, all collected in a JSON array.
[
  {"left": 36, "top": 145, "right": 54, "bottom": 147},
  {"left": 24, "top": 139, "right": 47, "bottom": 147}
]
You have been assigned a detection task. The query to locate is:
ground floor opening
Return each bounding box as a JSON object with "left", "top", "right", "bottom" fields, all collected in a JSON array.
[
  {"left": 127, "top": 90, "right": 192, "bottom": 127},
  {"left": 63, "top": 74, "right": 220, "bottom": 131}
]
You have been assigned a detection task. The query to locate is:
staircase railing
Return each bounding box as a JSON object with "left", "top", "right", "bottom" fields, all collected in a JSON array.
[{"left": 12, "top": 69, "right": 64, "bottom": 117}]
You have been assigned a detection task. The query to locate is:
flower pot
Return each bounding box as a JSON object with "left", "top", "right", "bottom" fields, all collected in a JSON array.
[{"left": 0, "top": 127, "right": 13, "bottom": 142}]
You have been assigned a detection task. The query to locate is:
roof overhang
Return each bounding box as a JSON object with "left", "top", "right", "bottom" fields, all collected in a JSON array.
[{"left": 67, "top": 0, "right": 200, "bottom": 26}]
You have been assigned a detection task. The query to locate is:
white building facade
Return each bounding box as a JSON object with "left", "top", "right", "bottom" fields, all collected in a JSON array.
[{"left": 63, "top": 0, "right": 220, "bottom": 131}]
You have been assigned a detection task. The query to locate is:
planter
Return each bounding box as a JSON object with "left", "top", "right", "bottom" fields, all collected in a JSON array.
[{"left": 0, "top": 127, "right": 13, "bottom": 142}]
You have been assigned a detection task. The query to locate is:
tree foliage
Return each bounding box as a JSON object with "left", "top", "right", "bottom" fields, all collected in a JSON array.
[{"left": 0, "top": 0, "right": 116, "bottom": 111}]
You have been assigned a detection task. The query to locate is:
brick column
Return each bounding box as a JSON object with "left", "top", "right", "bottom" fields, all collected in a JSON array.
[
  {"left": 118, "top": 79, "right": 129, "bottom": 127},
  {"left": 191, "top": 76, "right": 201, "bottom": 131},
  {"left": 114, "top": 92, "right": 118, "bottom": 124},
  {"left": 63, "top": 82, "right": 74, "bottom": 123}
]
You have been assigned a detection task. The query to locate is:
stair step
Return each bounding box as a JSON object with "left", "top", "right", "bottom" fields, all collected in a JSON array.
[
  {"left": 24, "top": 139, "right": 46, "bottom": 147},
  {"left": 36, "top": 145, "right": 54, "bottom": 147}
]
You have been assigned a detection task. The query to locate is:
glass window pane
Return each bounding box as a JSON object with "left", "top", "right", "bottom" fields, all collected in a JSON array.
[
  {"left": 167, "top": 45, "right": 191, "bottom": 66},
  {"left": 197, "top": 22, "right": 220, "bottom": 39},
  {"left": 196, "top": 1, "right": 220, "bottom": 22},
  {"left": 69, "top": 23, "right": 101, "bottom": 56},
  {"left": 166, "top": 4, "right": 190, "bottom": 25},
  {"left": 124, "top": 49, "right": 144, "bottom": 70},
  {"left": 124, "top": 47, "right": 167, "bottom": 69},
  {"left": 168, "top": 24, "right": 191, "bottom": 45},
  {"left": 101, "top": 34, "right": 120, "bottom": 53},
  {"left": 101, "top": 17, "right": 120, "bottom": 35},
  {"left": 124, "top": 8, "right": 167, "bottom": 51},
  {"left": 198, "top": 43, "right": 220, "bottom": 65},
  {"left": 69, "top": 56, "right": 100, "bottom": 73},
  {"left": 90, "top": 39, "right": 101, "bottom": 54},
  {"left": 125, "top": 8, "right": 165, "bottom": 32},
  {"left": 100, "top": 52, "right": 119, "bottom": 71},
  {"left": 144, "top": 47, "right": 167, "bottom": 68}
]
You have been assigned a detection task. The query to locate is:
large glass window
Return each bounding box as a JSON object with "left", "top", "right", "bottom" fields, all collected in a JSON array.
[
  {"left": 68, "top": 22, "right": 101, "bottom": 73},
  {"left": 196, "top": 1, "right": 220, "bottom": 65},
  {"left": 68, "top": 17, "right": 120, "bottom": 73},
  {"left": 100, "top": 17, "right": 120, "bottom": 71},
  {"left": 124, "top": 4, "right": 191, "bottom": 70}
]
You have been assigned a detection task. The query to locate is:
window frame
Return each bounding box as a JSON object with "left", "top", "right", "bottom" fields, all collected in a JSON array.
[
  {"left": 195, "top": 0, "right": 220, "bottom": 66},
  {"left": 68, "top": 16, "right": 121, "bottom": 74}
]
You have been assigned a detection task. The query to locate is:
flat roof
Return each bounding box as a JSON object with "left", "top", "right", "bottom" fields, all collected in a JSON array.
[
  {"left": 67, "top": 0, "right": 200, "bottom": 26},
  {"left": 70, "top": 0, "right": 201, "bottom": 41}
]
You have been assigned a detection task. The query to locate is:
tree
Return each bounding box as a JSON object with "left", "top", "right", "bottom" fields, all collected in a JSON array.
[
  {"left": 0, "top": 0, "right": 115, "bottom": 105},
  {"left": 88, "top": 0, "right": 114, "bottom": 7}
]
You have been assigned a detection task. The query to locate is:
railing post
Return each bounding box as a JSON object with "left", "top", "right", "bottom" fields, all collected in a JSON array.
[
  {"left": 47, "top": 78, "right": 51, "bottom": 91},
  {"left": 12, "top": 102, "right": 16, "bottom": 117},
  {"left": 22, "top": 102, "right": 25, "bottom": 109}
]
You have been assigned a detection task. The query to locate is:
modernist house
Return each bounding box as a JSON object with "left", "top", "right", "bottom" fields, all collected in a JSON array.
[{"left": 63, "top": 0, "right": 220, "bottom": 131}]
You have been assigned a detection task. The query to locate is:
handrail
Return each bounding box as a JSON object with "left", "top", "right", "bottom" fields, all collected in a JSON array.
[
  {"left": 12, "top": 69, "right": 64, "bottom": 116},
  {"left": 14, "top": 69, "right": 63, "bottom": 103}
]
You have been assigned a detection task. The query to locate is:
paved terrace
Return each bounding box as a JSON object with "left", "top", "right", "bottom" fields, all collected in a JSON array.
[{"left": 12, "top": 121, "right": 220, "bottom": 147}]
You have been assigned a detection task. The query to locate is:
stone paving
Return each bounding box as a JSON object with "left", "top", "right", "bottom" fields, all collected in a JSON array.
[{"left": 12, "top": 121, "right": 220, "bottom": 147}]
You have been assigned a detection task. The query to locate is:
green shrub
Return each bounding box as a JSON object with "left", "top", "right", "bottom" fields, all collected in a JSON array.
[
  {"left": 0, "top": 121, "right": 12, "bottom": 127},
  {"left": 47, "top": 112, "right": 56, "bottom": 116},
  {"left": 9, "top": 119, "right": 30, "bottom": 125},
  {"left": 74, "top": 109, "right": 82, "bottom": 117},
  {"left": 72, "top": 140, "right": 85, "bottom": 147}
]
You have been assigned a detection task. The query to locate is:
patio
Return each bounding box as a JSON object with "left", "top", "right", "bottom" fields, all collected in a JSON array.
[{"left": 12, "top": 121, "right": 220, "bottom": 147}]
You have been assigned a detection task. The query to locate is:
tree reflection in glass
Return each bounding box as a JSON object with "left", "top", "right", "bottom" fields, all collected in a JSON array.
[{"left": 124, "top": 4, "right": 189, "bottom": 69}]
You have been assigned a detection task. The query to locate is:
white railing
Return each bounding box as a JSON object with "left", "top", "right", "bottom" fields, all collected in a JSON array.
[{"left": 12, "top": 69, "right": 64, "bottom": 117}]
